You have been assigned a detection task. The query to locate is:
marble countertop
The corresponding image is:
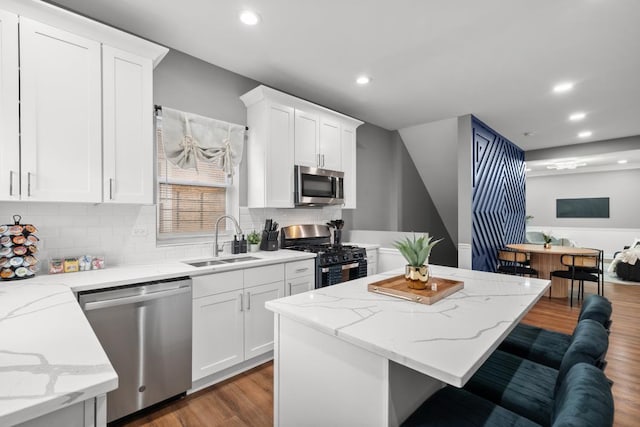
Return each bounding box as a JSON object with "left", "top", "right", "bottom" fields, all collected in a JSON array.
[
  {"left": 28, "top": 249, "right": 317, "bottom": 292},
  {"left": 266, "top": 265, "right": 550, "bottom": 387},
  {"left": 0, "top": 282, "right": 117, "bottom": 425},
  {"left": 0, "top": 249, "right": 315, "bottom": 425}
]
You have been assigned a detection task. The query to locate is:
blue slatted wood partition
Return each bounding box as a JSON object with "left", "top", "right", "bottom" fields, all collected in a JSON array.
[{"left": 472, "top": 117, "right": 526, "bottom": 272}]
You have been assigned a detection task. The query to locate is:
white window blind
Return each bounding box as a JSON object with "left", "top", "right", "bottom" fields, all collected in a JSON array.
[{"left": 156, "top": 119, "right": 231, "bottom": 237}]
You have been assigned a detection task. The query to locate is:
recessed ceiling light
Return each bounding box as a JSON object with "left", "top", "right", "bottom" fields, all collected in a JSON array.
[
  {"left": 546, "top": 161, "right": 587, "bottom": 170},
  {"left": 356, "top": 75, "right": 371, "bottom": 85},
  {"left": 553, "top": 82, "right": 574, "bottom": 93},
  {"left": 578, "top": 131, "right": 592, "bottom": 138},
  {"left": 239, "top": 10, "right": 260, "bottom": 25},
  {"left": 618, "top": 159, "right": 628, "bottom": 164},
  {"left": 569, "top": 112, "right": 586, "bottom": 121}
]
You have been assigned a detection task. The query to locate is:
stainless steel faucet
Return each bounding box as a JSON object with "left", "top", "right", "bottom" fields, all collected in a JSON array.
[{"left": 214, "top": 215, "right": 243, "bottom": 257}]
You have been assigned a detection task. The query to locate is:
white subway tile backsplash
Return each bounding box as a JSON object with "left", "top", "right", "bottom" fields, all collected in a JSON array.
[{"left": 1, "top": 202, "right": 342, "bottom": 268}]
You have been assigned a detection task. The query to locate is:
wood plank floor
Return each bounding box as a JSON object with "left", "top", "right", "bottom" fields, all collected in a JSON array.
[{"left": 117, "top": 281, "right": 640, "bottom": 427}]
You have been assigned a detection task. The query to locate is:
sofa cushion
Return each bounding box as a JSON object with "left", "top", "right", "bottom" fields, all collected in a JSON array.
[
  {"left": 499, "top": 323, "right": 571, "bottom": 369},
  {"left": 579, "top": 295, "right": 612, "bottom": 328},
  {"left": 557, "top": 320, "right": 609, "bottom": 387},
  {"left": 552, "top": 363, "right": 614, "bottom": 427},
  {"left": 401, "top": 386, "right": 539, "bottom": 427},
  {"left": 464, "top": 350, "right": 557, "bottom": 425}
]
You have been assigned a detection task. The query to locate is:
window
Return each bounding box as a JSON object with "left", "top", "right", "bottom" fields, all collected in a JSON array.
[{"left": 156, "top": 118, "right": 238, "bottom": 241}]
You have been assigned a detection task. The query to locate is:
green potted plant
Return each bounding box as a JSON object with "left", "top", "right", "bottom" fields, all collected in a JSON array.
[
  {"left": 393, "top": 233, "right": 443, "bottom": 289},
  {"left": 248, "top": 230, "right": 261, "bottom": 252},
  {"left": 542, "top": 232, "right": 553, "bottom": 249}
]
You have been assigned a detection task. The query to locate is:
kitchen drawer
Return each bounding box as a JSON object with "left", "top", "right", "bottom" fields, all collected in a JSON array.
[
  {"left": 244, "top": 263, "right": 284, "bottom": 288},
  {"left": 285, "top": 259, "right": 315, "bottom": 279},
  {"left": 192, "top": 270, "right": 243, "bottom": 299}
]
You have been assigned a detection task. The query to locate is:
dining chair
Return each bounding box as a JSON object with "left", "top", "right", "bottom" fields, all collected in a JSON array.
[
  {"left": 574, "top": 248, "right": 605, "bottom": 297},
  {"left": 496, "top": 249, "right": 539, "bottom": 278},
  {"left": 550, "top": 254, "right": 600, "bottom": 307}
]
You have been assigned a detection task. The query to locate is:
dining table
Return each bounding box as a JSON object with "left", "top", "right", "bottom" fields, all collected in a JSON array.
[{"left": 506, "top": 243, "right": 600, "bottom": 298}]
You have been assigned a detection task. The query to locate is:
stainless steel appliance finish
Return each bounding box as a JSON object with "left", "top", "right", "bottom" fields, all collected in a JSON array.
[
  {"left": 281, "top": 224, "right": 367, "bottom": 288},
  {"left": 294, "top": 165, "right": 344, "bottom": 206},
  {"left": 78, "top": 278, "right": 192, "bottom": 423}
]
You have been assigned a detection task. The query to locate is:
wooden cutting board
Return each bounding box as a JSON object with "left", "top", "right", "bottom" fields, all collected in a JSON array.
[{"left": 368, "top": 275, "right": 464, "bottom": 305}]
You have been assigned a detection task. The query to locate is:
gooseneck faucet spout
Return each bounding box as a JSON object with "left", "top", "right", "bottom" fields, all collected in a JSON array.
[{"left": 214, "top": 215, "right": 243, "bottom": 257}]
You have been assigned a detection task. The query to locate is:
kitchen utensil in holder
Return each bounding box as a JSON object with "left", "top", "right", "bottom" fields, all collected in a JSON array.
[
  {"left": 0, "top": 215, "right": 40, "bottom": 281},
  {"left": 260, "top": 230, "right": 279, "bottom": 251}
]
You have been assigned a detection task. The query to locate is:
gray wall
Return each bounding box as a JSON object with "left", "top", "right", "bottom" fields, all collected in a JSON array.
[
  {"left": 342, "top": 124, "right": 397, "bottom": 231},
  {"left": 527, "top": 168, "right": 640, "bottom": 228},
  {"left": 153, "top": 50, "right": 259, "bottom": 206}
]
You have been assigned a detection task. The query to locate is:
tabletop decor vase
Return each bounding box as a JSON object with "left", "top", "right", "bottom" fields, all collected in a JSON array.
[{"left": 394, "top": 233, "right": 443, "bottom": 290}]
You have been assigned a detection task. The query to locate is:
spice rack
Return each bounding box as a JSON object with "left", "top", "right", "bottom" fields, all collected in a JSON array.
[{"left": 0, "top": 215, "right": 40, "bottom": 281}]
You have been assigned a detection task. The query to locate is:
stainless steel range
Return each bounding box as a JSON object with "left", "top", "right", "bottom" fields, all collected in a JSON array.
[{"left": 281, "top": 224, "right": 367, "bottom": 288}]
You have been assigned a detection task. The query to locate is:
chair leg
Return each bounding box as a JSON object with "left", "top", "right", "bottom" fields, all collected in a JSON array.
[
  {"left": 570, "top": 279, "right": 574, "bottom": 307},
  {"left": 549, "top": 273, "right": 553, "bottom": 299}
]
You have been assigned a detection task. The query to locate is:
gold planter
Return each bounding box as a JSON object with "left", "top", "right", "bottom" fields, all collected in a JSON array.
[
  {"left": 405, "top": 265, "right": 430, "bottom": 289},
  {"left": 544, "top": 242, "right": 551, "bottom": 249}
]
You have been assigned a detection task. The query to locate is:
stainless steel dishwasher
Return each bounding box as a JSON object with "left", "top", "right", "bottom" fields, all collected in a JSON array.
[{"left": 78, "top": 277, "right": 192, "bottom": 423}]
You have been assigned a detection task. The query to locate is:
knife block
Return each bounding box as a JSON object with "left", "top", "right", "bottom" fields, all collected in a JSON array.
[{"left": 260, "top": 230, "right": 279, "bottom": 251}]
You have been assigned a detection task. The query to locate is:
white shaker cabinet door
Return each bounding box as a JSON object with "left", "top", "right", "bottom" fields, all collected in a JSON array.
[
  {"left": 265, "top": 102, "right": 295, "bottom": 207},
  {"left": 192, "top": 290, "right": 245, "bottom": 381},
  {"left": 287, "top": 275, "right": 315, "bottom": 296},
  {"left": 341, "top": 125, "right": 357, "bottom": 209},
  {"left": 294, "top": 108, "right": 319, "bottom": 168},
  {"left": 319, "top": 115, "right": 341, "bottom": 171},
  {"left": 19, "top": 18, "right": 102, "bottom": 203},
  {"left": 102, "top": 45, "right": 153, "bottom": 204},
  {"left": 0, "top": 10, "right": 19, "bottom": 201},
  {"left": 244, "top": 281, "right": 283, "bottom": 360}
]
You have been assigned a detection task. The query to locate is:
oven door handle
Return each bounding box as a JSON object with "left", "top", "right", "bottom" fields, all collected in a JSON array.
[{"left": 320, "top": 262, "right": 359, "bottom": 273}]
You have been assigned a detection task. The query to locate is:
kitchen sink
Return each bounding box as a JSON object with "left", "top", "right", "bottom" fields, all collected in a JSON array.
[
  {"left": 221, "top": 256, "right": 260, "bottom": 263},
  {"left": 185, "top": 256, "right": 261, "bottom": 268}
]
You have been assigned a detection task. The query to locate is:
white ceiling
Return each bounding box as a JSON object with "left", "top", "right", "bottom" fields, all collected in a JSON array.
[{"left": 48, "top": 0, "right": 640, "bottom": 151}]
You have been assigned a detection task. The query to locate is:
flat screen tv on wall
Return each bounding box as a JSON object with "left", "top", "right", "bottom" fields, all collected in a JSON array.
[{"left": 556, "top": 197, "right": 610, "bottom": 218}]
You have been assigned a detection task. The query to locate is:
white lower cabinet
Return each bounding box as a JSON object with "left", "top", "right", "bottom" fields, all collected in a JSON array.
[
  {"left": 285, "top": 259, "right": 316, "bottom": 296},
  {"left": 366, "top": 248, "right": 378, "bottom": 276},
  {"left": 191, "top": 264, "right": 287, "bottom": 382},
  {"left": 192, "top": 289, "right": 244, "bottom": 380},
  {"left": 244, "top": 281, "right": 283, "bottom": 359}
]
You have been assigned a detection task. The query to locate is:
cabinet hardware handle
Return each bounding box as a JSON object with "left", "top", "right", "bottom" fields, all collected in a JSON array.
[
  {"left": 9, "top": 171, "right": 14, "bottom": 196},
  {"left": 246, "top": 292, "right": 251, "bottom": 310},
  {"left": 288, "top": 282, "right": 292, "bottom": 295},
  {"left": 109, "top": 178, "right": 114, "bottom": 200},
  {"left": 239, "top": 293, "right": 244, "bottom": 312},
  {"left": 27, "top": 172, "right": 32, "bottom": 197},
  {"left": 322, "top": 154, "right": 325, "bottom": 167},
  {"left": 294, "top": 268, "right": 309, "bottom": 273}
]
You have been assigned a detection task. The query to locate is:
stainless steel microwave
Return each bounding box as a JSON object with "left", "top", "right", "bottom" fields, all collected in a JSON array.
[{"left": 294, "top": 165, "right": 344, "bottom": 206}]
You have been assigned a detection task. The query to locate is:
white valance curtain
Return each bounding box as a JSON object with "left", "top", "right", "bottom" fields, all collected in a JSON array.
[{"left": 160, "top": 106, "right": 245, "bottom": 177}]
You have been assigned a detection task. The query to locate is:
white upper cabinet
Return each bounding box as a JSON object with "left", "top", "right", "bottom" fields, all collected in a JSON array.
[
  {"left": 102, "top": 46, "right": 153, "bottom": 204},
  {"left": 295, "top": 111, "right": 341, "bottom": 170},
  {"left": 341, "top": 125, "right": 357, "bottom": 209},
  {"left": 319, "top": 115, "right": 341, "bottom": 171},
  {"left": 242, "top": 87, "right": 296, "bottom": 208},
  {"left": 241, "top": 85, "right": 362, "bottom": 208},
  {"left": 294, "top": 109, "right": 320, "bottom": 168},
  {"left": 19, "top": 18, "right": 102, "bottom": 202},
  {"left": 0, "top": 10, "right": 19, "bottom": 201},
  {"left": 0, "top": 2, "right": 167, "bottom": 203}
]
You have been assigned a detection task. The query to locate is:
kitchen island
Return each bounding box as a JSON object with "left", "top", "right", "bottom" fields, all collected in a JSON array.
[{"left": 266, "top": 265, "right": 550, "bottom": 427}]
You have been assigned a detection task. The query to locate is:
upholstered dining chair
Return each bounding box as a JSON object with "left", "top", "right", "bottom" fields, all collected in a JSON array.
[
  {"left": 550, "top": 254, "right": 600, "bottom": 307},
  {"left": 496, "top": 249, "right": 539, "bottom": 278},
  {"left": 573, "top": 248, "right": 605, "bottom": 297}
]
